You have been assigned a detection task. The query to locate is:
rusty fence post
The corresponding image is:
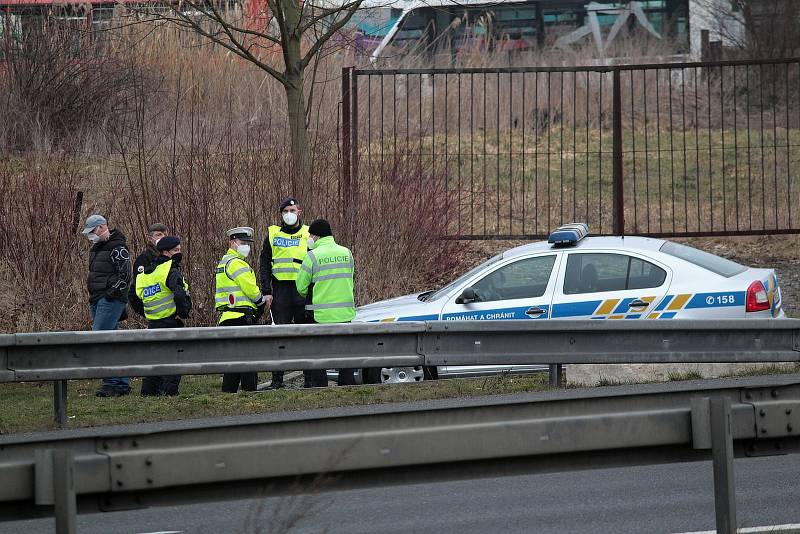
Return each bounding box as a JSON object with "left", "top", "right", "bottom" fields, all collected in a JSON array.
[
  {"left": 350, "top": 68, "right": 359, "bottom": 238},
  {"left": 612, "top": 68, "right": 625, "bottom": 236},
  {"left": 341, "top": 67, "right": 351, "bottom": 214}
]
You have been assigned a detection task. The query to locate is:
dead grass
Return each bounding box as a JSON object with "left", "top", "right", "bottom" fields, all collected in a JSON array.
[{"left": 0, "top": 373, "right": 552, "bottom": 434}]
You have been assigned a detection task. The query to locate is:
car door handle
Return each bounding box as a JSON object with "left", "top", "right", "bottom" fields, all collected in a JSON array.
[
  {"left": 628, "top": 299, "right": 649, "bottom": 308},
  {"left": 525, "top": 307, "right": 546, "bottom": 316}
]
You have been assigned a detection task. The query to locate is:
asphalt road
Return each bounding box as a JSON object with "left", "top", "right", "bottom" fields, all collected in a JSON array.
[{"left": 4, "top": 454, "right": 798, "bottom": 534}]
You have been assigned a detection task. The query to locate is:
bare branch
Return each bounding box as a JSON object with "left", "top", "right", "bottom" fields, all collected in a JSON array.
[
  {"left": 154, "top": 2, "right": 287, "bottom": 83},
  {"left": 298, "top": 0, "right": 362, "bottom": 34},
  {"left": 301, "top": 0, "right": 365, "bottom": 68}
]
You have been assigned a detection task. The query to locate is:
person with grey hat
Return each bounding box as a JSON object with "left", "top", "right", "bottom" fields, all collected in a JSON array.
[
  {"left": 215, "top": 226, "right": 268, "bottom": 393},
  {"left": 82, "top": 214, "right": 133, "bottom": 397},
  {"left": 129, "top": 223, "right": 170, "bottom": 317},
  {"left": 258, "top": 197, "right": 311, "bottom": 390},
  {"left": 133, "top": 235, "right": 191, "bottom": 396}
]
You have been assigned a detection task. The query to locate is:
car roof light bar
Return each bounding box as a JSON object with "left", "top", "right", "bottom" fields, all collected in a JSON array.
[{"left": 548, "top": 223, "right": 589, "bottom": 247}]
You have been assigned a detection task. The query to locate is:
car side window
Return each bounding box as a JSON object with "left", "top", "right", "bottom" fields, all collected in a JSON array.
[
  {"left": 471, "top": 255, "right": 556, "bottom": 302},
  {"left": 563, "top": 253, "right": 666, "bottom": 295},
  {"left": 627, "top": 257, "right": 667, "bottom": 290}
]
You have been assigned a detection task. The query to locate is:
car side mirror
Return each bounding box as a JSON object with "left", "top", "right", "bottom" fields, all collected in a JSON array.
[{"left": 455, "top": 287, "right": 476, "bottom": 304}]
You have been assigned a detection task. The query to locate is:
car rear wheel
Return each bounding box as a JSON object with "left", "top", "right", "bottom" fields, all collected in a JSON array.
[{"left": 362, "top": 366, "right": 437, "bottom": 384}]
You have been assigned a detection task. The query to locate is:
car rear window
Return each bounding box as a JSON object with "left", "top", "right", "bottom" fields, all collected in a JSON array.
[{"left": 659, "top": 242, "right": 747, "bottom": 277}]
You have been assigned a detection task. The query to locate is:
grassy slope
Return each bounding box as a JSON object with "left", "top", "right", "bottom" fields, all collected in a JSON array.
[{"left": 0, "top": 374, "right": 553, "bottom": 434}]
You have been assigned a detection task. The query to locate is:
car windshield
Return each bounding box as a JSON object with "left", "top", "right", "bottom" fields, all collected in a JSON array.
[
  {"left": 422, "top": 254, "right": 504, "bottom": 301},
  {"left": 659, "top": 241, "right": 747, "bottom": 277}
]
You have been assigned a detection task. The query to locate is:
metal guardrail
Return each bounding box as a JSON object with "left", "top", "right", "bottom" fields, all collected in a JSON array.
[
  {"left": 2, "top": 319, "right": 799, "bottom": 427},
  {"left": 1, "top": 375, "right": 799, "bottom": 534}
]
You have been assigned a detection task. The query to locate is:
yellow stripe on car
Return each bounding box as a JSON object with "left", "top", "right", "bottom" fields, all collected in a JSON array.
[
  {"left": 667, "top": 293, "right": 692, "bottom": 310},
  {"left": 595, "top": 299, "right": 620, "bottom": 316}
]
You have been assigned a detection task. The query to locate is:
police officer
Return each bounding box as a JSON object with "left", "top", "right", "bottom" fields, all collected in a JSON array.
[
  {"left": 259, "top": 197, "right": 310, "bottom": 389},
  {"left": 216, "top": 227, "right": 267, "bottom": 393},
  {"left": 129, "top": 223, "right": 169, "bottom": 318},
  {"left": 133, "top": 236, "right": 191, "bottom": 396},
  {"left": 296, "top": 219, "right": 356, "bottom": 387}
]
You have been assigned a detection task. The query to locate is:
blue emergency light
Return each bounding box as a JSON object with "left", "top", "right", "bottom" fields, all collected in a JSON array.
[{"left": 548, "top": 223, "right": 589, "bottom": 247}]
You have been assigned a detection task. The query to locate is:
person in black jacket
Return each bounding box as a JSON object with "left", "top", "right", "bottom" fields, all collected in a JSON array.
[
  {"left": 129, "top": 222, "right": 169, "bottom": 317},
  {"left": 258, "top": 197, "right": 311, "bottom": 389},
  {"left": 132, "top": 236, "right": 191, "bottom": 396},
  {"left": 82, "top": 214, "right": 132, "bottom": 397}
]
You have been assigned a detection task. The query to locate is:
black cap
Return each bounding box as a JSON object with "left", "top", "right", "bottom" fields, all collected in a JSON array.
[
  {"left": 279, "top": 197, "right": 300, "bottom": 211},
  {"left": 308, "top": 219, "right": 332, "bottom": 238},
  {"left": 156, "top": 236, "right": 181, "bottom": 251}
]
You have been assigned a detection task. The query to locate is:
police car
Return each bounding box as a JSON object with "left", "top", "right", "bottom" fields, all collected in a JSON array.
[{"left": 355, "top": 223, "right": 785, "bottom": 383}]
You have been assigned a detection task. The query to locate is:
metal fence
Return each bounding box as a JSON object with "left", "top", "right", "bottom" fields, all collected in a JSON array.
[{"left": 341, "top": 58, "right": 800, "bottom": 239}]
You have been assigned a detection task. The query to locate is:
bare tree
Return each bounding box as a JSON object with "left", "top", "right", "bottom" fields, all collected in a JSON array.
[{"left": 144, "top": 0, "right": 374, "bottom": 186}]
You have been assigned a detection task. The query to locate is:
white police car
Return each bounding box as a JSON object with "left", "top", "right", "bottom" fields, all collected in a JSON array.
[{"left": 356, "top": 223, "right": 785, "bottom": 383}]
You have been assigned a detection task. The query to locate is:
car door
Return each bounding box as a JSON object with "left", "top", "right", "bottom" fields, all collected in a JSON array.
[
  {"left": 440, "top": 253, "right": 562, "bottom": 321},
  {"left": 551, "top": 250, "right": 672, "bottom": 320}
]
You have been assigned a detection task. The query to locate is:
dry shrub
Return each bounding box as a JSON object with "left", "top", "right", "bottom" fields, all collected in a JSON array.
[
  {"left": 101, "top": 134, "right": 463, "bottom": 327},
  {"left": 0, "top": 24, "right": 157, "bottom": 152},
  {"left": 0, "top": 154, "right": 88, "bottom": 332}
]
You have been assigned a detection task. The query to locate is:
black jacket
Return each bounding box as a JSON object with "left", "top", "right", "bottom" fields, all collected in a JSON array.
[
  {"left": 87, "top": 229, "right": 131, "bottom": 305},
  {"left": 130, "top": 255, "right": 192, "bottom": 320},
  {"left": 129, "top": 246, "right": 159, "bottom": 316},
  {"left": 259, "top": 222, "right": 303, "bottom": 295}
]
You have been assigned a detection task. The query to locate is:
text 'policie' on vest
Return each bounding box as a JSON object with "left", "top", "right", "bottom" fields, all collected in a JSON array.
[
  {"left": 296, "top": 235, "right": 355, "bottom": 324},
  {"left": 214, "top": 249, "right": 261, "bottom": 323},
  {"left": 268, "top": 224, "right": 310, "bottom": 281},
  {"left": 135, "top": 259, "right": 189, "bottom": 321}
]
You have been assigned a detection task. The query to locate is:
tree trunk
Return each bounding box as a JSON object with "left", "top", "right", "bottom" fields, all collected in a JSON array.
[
  {"left": 283, "top": 74, "right": 311, "bottom": 196},
  {"left": 281, "top": 0, "right": 312, "bottom": 197}
]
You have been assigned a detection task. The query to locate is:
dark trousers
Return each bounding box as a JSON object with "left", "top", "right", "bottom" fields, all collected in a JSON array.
[
  {"left": 141, "top": 317, "right": 183, "bottom": 396},
  {"left": 269, "top": 280, "right": 309, "bottom": 386},
  {"left": 220, "top": 315, "right": 258, "bottom": 393},
  {"left": 303, "top": 317, "right": 354, "bottom": 388}
]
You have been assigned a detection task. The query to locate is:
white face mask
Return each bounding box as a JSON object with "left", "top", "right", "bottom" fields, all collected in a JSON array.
[
  {"left": 87, "top": 233, "right": 101, "bottom": 244},
  {"left": 282, "top": 211, "right": 298, "bottom": 226},
  {"left": 306, "top": 237, "right": 315, "bottom": 250},
  {"left": 236, "top": 244, "right": 251, "bottom": 258}
]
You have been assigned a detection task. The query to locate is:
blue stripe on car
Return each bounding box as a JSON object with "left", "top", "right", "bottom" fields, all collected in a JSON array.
[
  {"left": 685, "top": 292, "right": 745, "bottom": 309},
  {"left": 654, "top": 295, "right": 674, "bottom": 311},
  {"left": 551, "top": 300, "right": 603, "bottom": 318},
  {"left": 442, "top": 305, "right": 550, "bottom": 321},
  {"left": 613, "top": 298, "right": 635, "bottom": 314},
  {"left": 397, "top": 314, "right": 439, "bottom": 321}
]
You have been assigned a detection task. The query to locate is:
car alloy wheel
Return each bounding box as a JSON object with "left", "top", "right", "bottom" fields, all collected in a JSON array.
[{"left": 380, "top": 366, "right": 425, "bottom": 383}]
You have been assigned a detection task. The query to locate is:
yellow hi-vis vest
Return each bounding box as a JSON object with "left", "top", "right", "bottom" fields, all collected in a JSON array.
[
  {"left": 268, "top": 225, "right": 309, "bottom": 281},
  {"left": 214, "top": 250, "right": 261, "bottom": 323},
  {"left": 135, "top": 259, "right": 187, "bottom": 320}
]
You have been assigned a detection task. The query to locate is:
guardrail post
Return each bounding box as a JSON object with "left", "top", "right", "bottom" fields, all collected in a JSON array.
[
  {"left": 710, "top": 396, "right": 736, "bottom": 534},
  {"left": 35, "top": 449, "right": 77, "bottom": 534},
  {"left": 54, "top": 380, "right": 68, "bottom": 427},
  {"left": 548, "top": 364, "right": 563, "bottom": 388}
]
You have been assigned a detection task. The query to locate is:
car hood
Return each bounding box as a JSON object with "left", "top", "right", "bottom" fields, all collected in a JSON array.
[{"left": 356, "top": 292, "right": 440, "bottom": 322}]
